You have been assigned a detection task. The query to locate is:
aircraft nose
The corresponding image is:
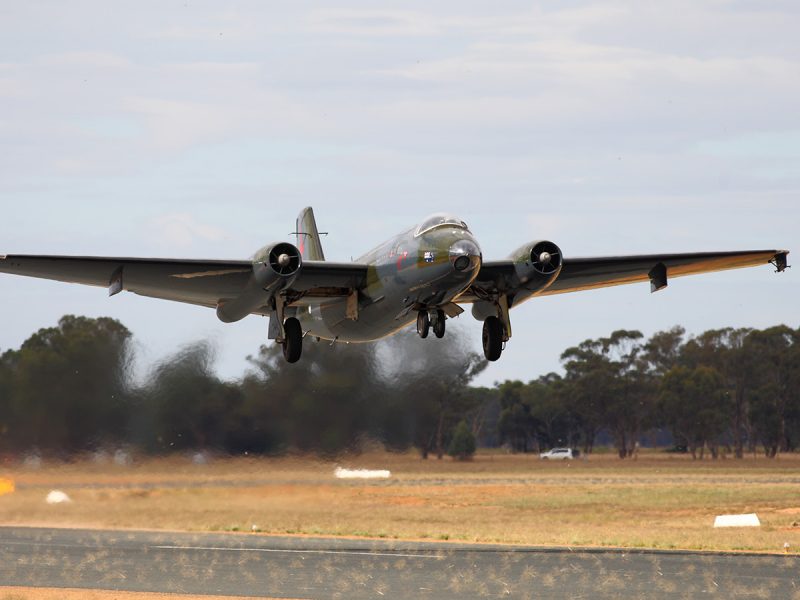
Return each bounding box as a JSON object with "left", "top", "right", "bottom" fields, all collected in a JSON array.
[{"left": 449, "top": 239, "right": 482, "bottom": 272}]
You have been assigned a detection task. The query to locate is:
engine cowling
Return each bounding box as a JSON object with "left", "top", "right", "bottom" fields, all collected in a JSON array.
[
  {"left": 255, "top": 242, "right": 302, "bottom": 287},
  {"left": 216, "top": 242, "right": 302, "bottom": 323},
  {"left": 471, "top": 240, "right": 563, "bottom": 323},
  {"left": 510, "top": 240, "right": 563, "bottom": 290}
]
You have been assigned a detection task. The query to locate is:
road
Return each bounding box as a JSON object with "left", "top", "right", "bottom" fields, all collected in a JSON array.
[{"left": 1, "top": 526, "right": 797, "bottom": 599}]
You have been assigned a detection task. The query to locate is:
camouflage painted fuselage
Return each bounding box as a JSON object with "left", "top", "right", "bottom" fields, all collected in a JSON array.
[{"left": 297, "top": 225, "right": 481, "bottom": 342}]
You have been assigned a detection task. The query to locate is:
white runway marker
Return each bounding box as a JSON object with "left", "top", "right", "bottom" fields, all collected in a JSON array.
[
  {"left": 45, "top": 490, "right": 71, "bottom": 504},
  {"left": 152, "top": 545, "right": 441, "bottom": 560},
  {"left": 334, "top": 467, "right": 391, "bottom": 479},
  {"left": 713, "top": 513, "right": 761, "bottom": 527}
]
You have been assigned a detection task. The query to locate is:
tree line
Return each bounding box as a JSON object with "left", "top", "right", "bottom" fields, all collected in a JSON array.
[
  {"left": 0, "top": 315, "right": 798, "bottom": 459},
  {"left": 496, "top": 326, "right": 800, "bottom": 459},
  {"left": 0, "top": 315, "right": 486, "bottom": 459}
]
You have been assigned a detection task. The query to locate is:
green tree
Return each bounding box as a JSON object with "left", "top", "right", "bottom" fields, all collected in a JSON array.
[
  {"left": 744, "top": 326, "right": 799, "bottom": 457},
  {"left": 599, "top": 330, "right": 654, "bottom": 458},
  {"left": 0, "top": 349, "right": 17, "bottom": 452},
  {"left": 242, "top": 338, "right": 378, "bottom": 456},
  {"left": 526, "top": 373, "right": 575, "bottom": 450},
  {"left": 380, "top": 330, "right": 487, "bottom": 459},
  {"left": 6, "top": 315, "right": 132, "bottom": 454},
  {"left": 682, "top": 328, "right": 754, "bottom": 458},
  {"left": 660, "top": 365, "right": 729, "bottom": 459},
  {"left": 642, "top": 326, "right": 685, "bottom": 376},
  {"left": 497, "top": 380, "right": 535, "bottom": 452},
  {"left": 461, "top": 386, "right": 501, "bottom": 447},
  {"left": 133, "top": 341, "right": 241, "bottom": 453},
  {"left": 561, "top": 339, "right": 616, "bottom": 455},
  {"left": 447, "top": 420, "right": 476, "bottom": 460}
]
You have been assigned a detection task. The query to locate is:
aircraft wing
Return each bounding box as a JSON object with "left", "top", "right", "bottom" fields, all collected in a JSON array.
[
  {"left": 463, "top": 249, "right": 788, "bottom": 304},
  {"left": 0, "top": 254, "right": 369, "bottom": 312}
]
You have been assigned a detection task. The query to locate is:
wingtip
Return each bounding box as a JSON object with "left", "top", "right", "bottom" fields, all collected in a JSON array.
[{"left": 773, "top": 250, "right": 789, "bottom": 273}]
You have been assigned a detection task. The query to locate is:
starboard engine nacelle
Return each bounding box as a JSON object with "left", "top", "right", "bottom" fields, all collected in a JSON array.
[
  {"left": 216, "top": 242, "right": 302, "bottom": 323},
  {"left": 471, "top": 240, "right": 563, "bottom": 323},
  {"left": 510, "top": 240, "right": 563, "bottom": 290}
]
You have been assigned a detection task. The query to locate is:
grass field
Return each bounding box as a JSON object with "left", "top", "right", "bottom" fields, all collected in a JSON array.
[{"left": 2, "top": 450, "right": 799, "bottom": 553}]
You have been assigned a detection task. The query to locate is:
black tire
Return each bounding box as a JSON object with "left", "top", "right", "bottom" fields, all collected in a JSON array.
[
  {"left": 416, "top": 311, "right": 430, "bottom": 339},
  {"left": 282, "top": 317, "right": 303, "bottom": 363},
  {"left": 433, "top": 309, "right": 446, "bottom": 338},
  {"left": 482, "top": 316, "right": 503, "bottom": 361}
]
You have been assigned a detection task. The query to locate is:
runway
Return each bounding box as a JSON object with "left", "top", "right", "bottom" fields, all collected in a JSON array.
[{"left": 1, "top": 526, "right": 797, "bottom": 599}]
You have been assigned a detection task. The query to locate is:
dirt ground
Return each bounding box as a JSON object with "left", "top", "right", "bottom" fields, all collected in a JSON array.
[{"left": 2, "top": 451, "right": 799, "bottom": 553}]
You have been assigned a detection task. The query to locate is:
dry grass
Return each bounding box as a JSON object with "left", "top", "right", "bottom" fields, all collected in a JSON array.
[{"left": 2, "top": 451, "right": 800, "bottom": 553}]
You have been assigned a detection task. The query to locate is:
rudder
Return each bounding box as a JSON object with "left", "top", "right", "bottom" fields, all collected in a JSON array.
[{"left": 295, "top": 207, "right": 325, "bottom": 261}]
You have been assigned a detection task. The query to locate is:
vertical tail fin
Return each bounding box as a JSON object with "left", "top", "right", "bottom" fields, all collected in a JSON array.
[{"left": 295, "top": 207, "right": 325, "bottom": 261}]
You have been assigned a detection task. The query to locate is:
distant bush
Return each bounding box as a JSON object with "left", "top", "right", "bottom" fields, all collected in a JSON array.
[{"left": 447, "top": 421, "right": 476, "bottom": 461}]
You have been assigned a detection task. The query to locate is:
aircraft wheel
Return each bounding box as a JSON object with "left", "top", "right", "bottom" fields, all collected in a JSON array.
[
  {"left": 482, "top": 316, "right": 503, "bottom": 361},
  {"left": 282, "top": 317, "right": 303, "bottom": 363},
  {"left": 432, "top": 309, "right": 446, "bottom": 338},
  {"left": 416, "top": 311, "right": 430, "bottom": 339}
]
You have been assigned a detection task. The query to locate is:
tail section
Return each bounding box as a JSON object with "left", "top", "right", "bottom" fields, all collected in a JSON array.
[{"left": 295, "top": 207, "right": 325, "bottom": 261}]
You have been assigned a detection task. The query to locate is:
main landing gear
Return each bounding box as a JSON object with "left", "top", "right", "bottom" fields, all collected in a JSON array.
[
  {"left": 417, "top": 309, "right": 446, "bottom": 339},
  {"left": 282, "top": 317, "right": 303, "bottom": 363},
  {"left": 482, "top": 316, "right": 505, "bottom": 361}
]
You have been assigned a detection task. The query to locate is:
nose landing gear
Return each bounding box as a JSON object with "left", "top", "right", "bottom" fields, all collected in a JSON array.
[
  {"left": 417, "top": 308, "right": 446, "bottom": 339},
  {"left": 431, "top": 309, "right": 446, "bottom": 338},
  {"left": 416, "top": 311, "right": 430, "bottom": 338}
]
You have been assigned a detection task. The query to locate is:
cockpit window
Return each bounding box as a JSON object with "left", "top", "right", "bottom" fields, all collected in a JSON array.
[{"left": 414, "top": 213, "right": 469, "bottom": 237}]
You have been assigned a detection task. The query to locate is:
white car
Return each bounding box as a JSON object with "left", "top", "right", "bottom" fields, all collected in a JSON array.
[{"left": 539, "top": 448, "right": 574, "bottom": 460}]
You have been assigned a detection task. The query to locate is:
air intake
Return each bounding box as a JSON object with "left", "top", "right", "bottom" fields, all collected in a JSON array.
[
  {"left": 268, "top": 242, "right": 302, "bottom": 276},
  {"left": 530, "top": 241, "right": 562, "bottom": 275}
]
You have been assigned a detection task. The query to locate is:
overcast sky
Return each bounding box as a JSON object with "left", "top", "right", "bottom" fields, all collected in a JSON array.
[{"left": 1, "top": 1, "right": 797, "bottom": 385}]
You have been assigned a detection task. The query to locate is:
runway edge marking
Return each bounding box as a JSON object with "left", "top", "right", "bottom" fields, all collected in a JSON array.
[{"left": 152, "top": 544, "right": 443, "bottom": 560}]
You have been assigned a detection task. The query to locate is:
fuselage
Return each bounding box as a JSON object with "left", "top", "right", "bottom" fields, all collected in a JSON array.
[{"left": 297, "top": 216, "right": 482, "bottom": 342}]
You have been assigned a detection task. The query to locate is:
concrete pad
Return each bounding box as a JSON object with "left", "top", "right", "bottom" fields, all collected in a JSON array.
[
  {"left": 334, "top": 467, "right": 391, "bottom": 479},
  {"left": 714, "top": 513, "right": 760, "bottom": 527}
]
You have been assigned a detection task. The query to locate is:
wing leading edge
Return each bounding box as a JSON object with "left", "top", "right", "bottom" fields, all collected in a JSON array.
[
  {"left": 0, "top": 254, "right": 368, "bottom": 313},
  {"left": 463, "top": 249, "right": 788, "bottom": 305},
  {"left": 543, "top": 249, "right": 788, "bottom": 296}
]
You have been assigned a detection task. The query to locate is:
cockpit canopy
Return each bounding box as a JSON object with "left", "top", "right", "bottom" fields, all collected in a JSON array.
[{"left": 414, "top": 213, "right": 470, "bottom": 237}]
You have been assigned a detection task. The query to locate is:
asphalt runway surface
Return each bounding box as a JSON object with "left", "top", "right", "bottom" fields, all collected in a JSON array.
[{"left": 1, "top": 526, "right": 798, "bottom": 599}]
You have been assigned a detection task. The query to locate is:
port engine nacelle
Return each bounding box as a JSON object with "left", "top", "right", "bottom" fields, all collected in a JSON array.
[{"left": 216, "top": 242, "right": 302, "bottom": 323}]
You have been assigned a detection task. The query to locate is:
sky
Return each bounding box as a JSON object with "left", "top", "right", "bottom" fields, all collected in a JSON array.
[{"left": 1, "top": 1, "right": 798, "bottom": 386}]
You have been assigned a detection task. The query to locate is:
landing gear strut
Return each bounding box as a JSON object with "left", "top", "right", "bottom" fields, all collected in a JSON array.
[
  {"left": 282, "top": 317, "right": 303, "bottom": 363},
  {"left": 482, "top": 316, "right": 504, "bottom": 361}
]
